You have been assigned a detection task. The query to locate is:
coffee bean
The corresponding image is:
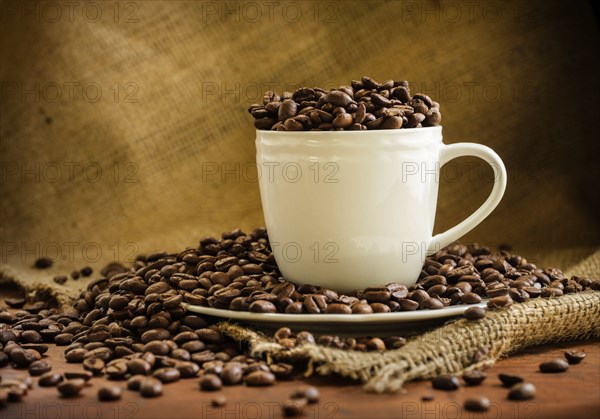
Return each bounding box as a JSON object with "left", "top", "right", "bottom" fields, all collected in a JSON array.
[
  {"left": 0, "top": 352, "right": 9, "bottom": 367},
  {"left": 11, "top": 348, "right": 38, "bottom": 368},
  {"left": 464, "top": 306, "right": 486, "bottom": 321},
  {"left": 106, "top": 362, "right": 128, "bottom": 380},
  {"left": 127, "top": 358, "right": 151, "bottom": 375},
  {"left": 325, "top": 304, "right": 352, "bottom": 314},
  {"left": 64, "top": 371, "right": 93, "bottom": 381},
  {"left": 83, "top": 357, "right": 105, "bottom": 375},
  {"left": 244, "top": 370, "right": 276, "bottom": 386},
  {"left": 34, "top": 257, "right": 53, "bottom": 269},
  {"left": 221, "top": 363, "right": 243, "bottom": 385},
  {"left": 199, "top": 373, "right": 222, "bottom": 391},
  {"left": 141, "top": 328, "right": 170, "bottom": 343},
  {"left": 464, "top": 396, "right": 490, "bottom": 412},
  {"left": 248, "top": 300, "right": 277, "bottom": 313},
  {"left": 5, "top": 297, "right": 26, "bottom": 308},
  {"left": 57, "top": 379, "right": 85, "bottom": 397},
  {"left": 38, "top": 372, "right": 63, "bottom": 387},
  {"left": 290, "top": 386, "right": 320, "bottom": 404},
  {"left": 140, "top": 377, "right": 163, "bottom": 397},
  {"left": 28, "top": 360, "right": 52, "bottom": 376},
  {"left": 432, "top": 375, "right": 459, "bottom": 391},
  {"left": 498, "top": 373, "right": 523, "bottom": 387},
  {"left": 175, "top": 361, "right": 200, "bottom": 378},
  {"left": 564, "top": 350, "right": 586, "bottom": 364},
  {"left": 153, "top": 367, "right": 181, "bottom": 383},
  {"left": 508, "top": 382, "right": 536, "bottom": 400},
  {"left": 80, "top": 266, "right": 93, "bottom": 277},
  {"left": 98, "top": 386, "right": 122, "bottom": 401},
  {"left": 539, "top": 358, "right": 569, "bottom": 373},
  {"left": 127, "top": 375, "right": 144, "bottom": 390},
  {"left": 462, "top": 370, "right": 487, "bottom": 386},
  {"left": 282, "top": 398, "right": 307, "bottom": 417},
  {"left": 487, "top": 295, "right": 513, "bottom": 309}
]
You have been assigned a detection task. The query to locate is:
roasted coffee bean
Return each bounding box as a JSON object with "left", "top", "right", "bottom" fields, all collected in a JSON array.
[
  {"left": 419, "top": 297, "right": 444, "bottom": 310},
  {"left": 34, "top": 257, "right": 53, "bottom": 269},
  {"left": 487, "top": 295, "right": 513, "bottom": 309},
  {"left": 106, "top": 362, "right": 129, "bottom": 380},
  {"left": 508, "top": 382, "right": 536, "bottom": 400},
  {"left": 39, "top": 372, "right": 64, "bottom": 387},
  {"left": 462, "top": 370, "right": 487, "bottom": 386},
  {"left": 127, "top": 375, "right": 145, "bottom": 390},
  {"left": 282, "top": 398, "right": 307, "bottom": 417},
  {"left": 81, "top": 266, "right": 93, "bottom": 277},
  {"left": 249, "top": 300, "right": 277, "bottom": 313},
  {"left": 325, "top": 304, "right": 352, "bottom": 314},
  {"left": 83, "top": 357, "right": 105, "bottom": 375},
  {"left": 539, "top": 358, "right": 569, "bottom": 373},
  {"left": 57, "top": 379, "right": 85, "bottom": 397},
  {"left": 127, "top": 358, "right": 151, "bottom": 375},
  {"left": 28, "top": 360, "right": 52, "bottom": 376},
  {"left": 464, "top": 306, "right": 486, "bottom": 321},
  {"left": 153, "top": 367, "right": 181, "bottom": 383},
  {"left": 499, "top": 373, "right": 523, "bottom": 387},
  {"left": 0, "top": 351, "right": 9, "bottom": 367},
  {"left": 140, "top": 377, "right": 163, "bottom": 397},
  {"left": 564, "top": 350, "right": 586, "bottom": 364},
  {"left": 199, "top": 373, "right": 222, "bottom": 391},
  {"left": 290, "top": 386, "right": 320, "bottom": 404},
  {"left": 175, "top": 361, "right": 200, "bottom": 378},
  {"left": 244, "top": 371, "right": 276, "bottom": 386},
  {"left": 464, "top": 396, "right": 490, "bottom": 412},
  {"left": 11, "top": 348, "right": 38, "bottom": 367},
  {"left": 431, "top": 375, "right": 459, "bottom": 391},
  {"left": 64, "top": 371, "right": 93, "bottom": 381},
  {"left": 98, "top": 386, "right": 122, "bottom": 401}
]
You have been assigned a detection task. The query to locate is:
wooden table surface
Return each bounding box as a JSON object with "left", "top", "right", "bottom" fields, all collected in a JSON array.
[{"left": 2, "top": 335, "right": 599, "bottom": 419}]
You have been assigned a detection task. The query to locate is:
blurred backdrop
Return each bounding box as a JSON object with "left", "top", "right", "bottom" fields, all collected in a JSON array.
[{"left": 1, "top": 0, "right": 599, "bottom": 300}]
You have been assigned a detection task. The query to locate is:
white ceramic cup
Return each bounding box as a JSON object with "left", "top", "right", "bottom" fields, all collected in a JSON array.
[{"left": 256, "top": 126, "right": 506, "bottom": 292}]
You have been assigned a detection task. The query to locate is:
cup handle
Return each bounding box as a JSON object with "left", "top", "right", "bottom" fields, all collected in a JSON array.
[{"left": 427, "top": 142, "right": 507, "bottom": 255}]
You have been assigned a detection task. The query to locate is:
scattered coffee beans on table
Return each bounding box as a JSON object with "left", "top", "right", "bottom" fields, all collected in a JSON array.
[
  {"left": 248, "top": 77, "right": 441, "bottom": 131},
  {"left": 1, "top": 227, "right": 598, "bottom": 409}
]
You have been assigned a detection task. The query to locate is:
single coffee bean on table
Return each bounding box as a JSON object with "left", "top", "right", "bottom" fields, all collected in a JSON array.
[
  {"left": 140, "top": 377, "right": 163, "bottom": 398},
  {"left": 508, "top": 382, "right": 536, "bottom": 400},
  {"left": 462, "top": 370, "right": 487, "bottom": 386},
  {"left": 499, "top": 373, "right": 523, "bottom": 387},
  {"left": 432, "top": 375, "right": 460, "bottom": 391},
  {"left": 57, "top": 379, "right": 85, "bottom": 397},
  {"left": 98, "top": 386, "right": 122, "bottom": 401},
  {"left": 539, "top": 358, "right": 569, "bottom": 373},
  {"left": 464, "top": 396, "right": 491, "bottom": 412},
  {"left": 564, "top": 350, "right": 586, "bottom": 364}
]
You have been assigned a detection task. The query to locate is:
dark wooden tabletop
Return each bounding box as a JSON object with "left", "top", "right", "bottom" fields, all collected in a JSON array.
[{"left": 2, "top": 336, "right": 598, "bottom": 419}]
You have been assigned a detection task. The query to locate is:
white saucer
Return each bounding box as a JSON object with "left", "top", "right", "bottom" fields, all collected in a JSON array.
[{"left": 182, "top": 301, "right": 487, "bottom": 335}]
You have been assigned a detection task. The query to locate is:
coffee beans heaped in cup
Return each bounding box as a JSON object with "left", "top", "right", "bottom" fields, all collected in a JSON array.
[{"left": 248, "top": 77, "right": 442, "bottom": 131}]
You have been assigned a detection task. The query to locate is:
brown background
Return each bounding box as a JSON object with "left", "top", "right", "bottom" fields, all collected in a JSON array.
[{"left": 1, "top": 0, "right": 600, "bottom": 300}]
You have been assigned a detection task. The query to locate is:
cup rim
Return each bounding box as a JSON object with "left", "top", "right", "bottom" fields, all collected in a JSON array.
[{"left": 256, "top": 125, "right": 442, "bottom": 143}]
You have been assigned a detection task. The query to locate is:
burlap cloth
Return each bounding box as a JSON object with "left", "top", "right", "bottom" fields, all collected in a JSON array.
[{"left": 1, "top": 0, "right": 600, "bottom": 393}]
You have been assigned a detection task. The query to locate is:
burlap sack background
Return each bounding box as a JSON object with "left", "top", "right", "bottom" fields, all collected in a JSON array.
[{"left": 1, "top": 0, "right": 599, "bottom": 301}]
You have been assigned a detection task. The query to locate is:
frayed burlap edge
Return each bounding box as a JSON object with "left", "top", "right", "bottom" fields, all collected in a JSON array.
[{"left": 218, "top": 291, "right": 600, "bottom": 393}]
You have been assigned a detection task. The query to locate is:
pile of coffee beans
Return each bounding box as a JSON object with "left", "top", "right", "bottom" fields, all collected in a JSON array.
[
  {"left": 248, "top": 76, "right": 441, "bottom": 131},
  {"left": 1, "top": 227, "right": 597, "bottom": 411},
  {"left": 185, "top": 236, "right": 597, "bottom": 315}
]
